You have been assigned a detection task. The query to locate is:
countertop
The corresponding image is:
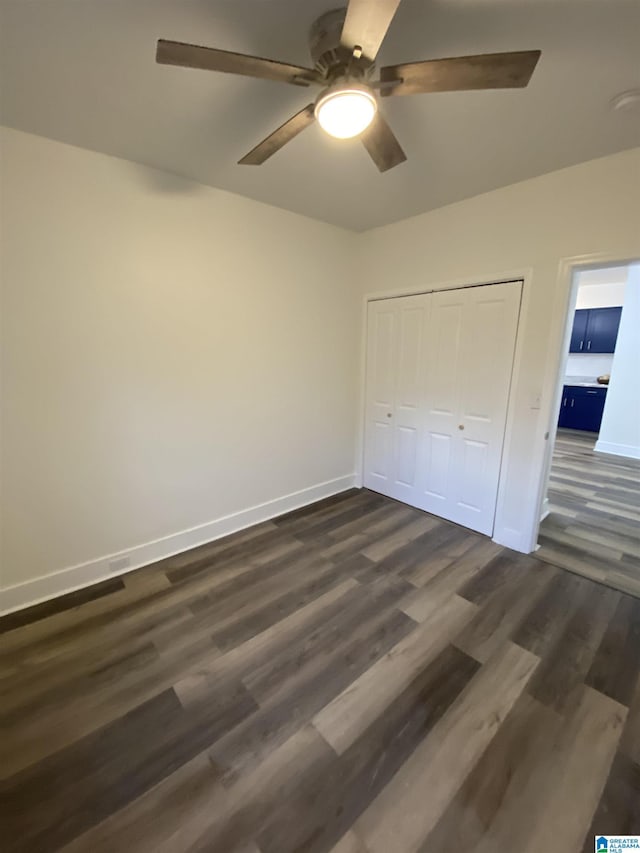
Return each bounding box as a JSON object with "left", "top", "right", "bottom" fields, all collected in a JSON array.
[{"left": 563, "top": 379, "right": 608, "bottom": 388}]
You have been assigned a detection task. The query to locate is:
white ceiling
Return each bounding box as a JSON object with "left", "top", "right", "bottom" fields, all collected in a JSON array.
[{"left": 1, "top": 0, "right": 639, "bottom": 231}]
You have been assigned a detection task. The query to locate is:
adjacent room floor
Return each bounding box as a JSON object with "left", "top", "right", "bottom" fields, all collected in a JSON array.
[
  {"left": 537, "top": 429, "right": 640, "bottom": 597},
  {"left": 2, "top": 489, "right": 639, "bottom": 852}
]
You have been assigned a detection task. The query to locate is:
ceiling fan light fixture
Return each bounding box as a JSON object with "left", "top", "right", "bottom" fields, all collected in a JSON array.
[
  {"left": 314, "top": 84, "right": 377, "bottom": 139},
  {"left": 158, "top": 2, "right": 542, "bottom": 171}
]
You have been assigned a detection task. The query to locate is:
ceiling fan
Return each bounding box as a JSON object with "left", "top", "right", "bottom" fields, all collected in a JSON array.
[{"left": 156, "top": 0, "right": 541, "bottom": 173}]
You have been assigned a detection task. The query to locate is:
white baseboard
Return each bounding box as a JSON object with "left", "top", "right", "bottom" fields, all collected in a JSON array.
[
  {"left": 0, "top": 474, "right": 358, "bottom": 616},
  {"left": 594, "top": 440, "right": 640, "bottom": 460}
]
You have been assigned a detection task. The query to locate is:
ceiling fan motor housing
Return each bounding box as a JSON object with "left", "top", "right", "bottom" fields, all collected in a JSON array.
[{"left": 309, "top": 7, "right": 363, "bottom": 77}]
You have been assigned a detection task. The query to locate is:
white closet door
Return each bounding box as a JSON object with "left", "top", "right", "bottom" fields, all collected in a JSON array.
[
  {"left": 363, "top": 294, "right": 429, "bottom": 503},
  {"left": 419, "top": 281, "right": 521, "bottom": 534}
]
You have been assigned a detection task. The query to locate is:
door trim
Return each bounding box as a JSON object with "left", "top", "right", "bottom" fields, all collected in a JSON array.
[{"left": 357, "top": 272, "right": 529, "bottom": 547}]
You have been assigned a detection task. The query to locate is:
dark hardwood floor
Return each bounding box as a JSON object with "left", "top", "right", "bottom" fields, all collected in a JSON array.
[
  {"left": 537, "top": 429, "right": 640, "bottom": 597},
  {"left": 1, "top": 488, "right": 639, "bottom": 852}
]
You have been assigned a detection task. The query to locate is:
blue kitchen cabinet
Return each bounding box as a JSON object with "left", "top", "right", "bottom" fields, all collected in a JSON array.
[
  {"left": 558, "top": 385, "right": 607, "bottom": 432},
  {"left": 569, "top": 310, "right": 589, "bottom": 353},
  {"left": 569, "top": 306, "right": 622, "bottom": 353},
  {"left": 586, "top": 306, "right": 622, "bottom": 353}
]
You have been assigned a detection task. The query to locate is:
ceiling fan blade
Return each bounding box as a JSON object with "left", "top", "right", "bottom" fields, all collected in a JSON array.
[
  {"left": 340, "top": 0, "right": 402, "bottom": 62},
  {"left": 156, "top": 40, "right": 319, "bottom": 86},
  {"left": 361, "top": 112, "right": 407, "bottom": 172},
  {"left": 238, "top": 104, "right": 316, "bottom": 165},
  {"left": 380, "top": 50, "right": 541, "bottom": 96}
]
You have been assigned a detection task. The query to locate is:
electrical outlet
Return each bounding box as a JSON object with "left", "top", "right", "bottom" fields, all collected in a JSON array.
[{"left": 109, "top": 555, "right": 131, "bottom": 573}]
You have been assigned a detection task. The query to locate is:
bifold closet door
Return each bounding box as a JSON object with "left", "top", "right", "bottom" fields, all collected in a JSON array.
[
  {"left": 363, "top": 281, "right": 521, "bottom": 536},
  {"left": 363, "top": 294, "right": 430, "bottom": 505},
  {"left": 419, "top": 281, "right": 521, "bottom": 534}
]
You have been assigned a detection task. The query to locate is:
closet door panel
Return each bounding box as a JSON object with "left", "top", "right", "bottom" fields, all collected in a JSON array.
[
  {"left": 370, "top": 421, "right": 394, "bottom": 481},
  {"left": 421, "top": 282, "right": 521, "bottom": 535},
  {"left": 364, "top": 295, "right": 429, "bottom": 502},
  {"left": 396, "top": 304, "right": 424, "bottom": 409},
  {"left": 370, "top": 307, "right": 396, "bottom": 410},
  {"left": 396, "top": 426, "right": 418, "bottom": 487},
  {"left": 458, "top": 438, "right": 489, "bottom": 513},
  {"left": 459, "top": 291, "right": 514, "bottom": 436},
  {"left": 455, "top": 283, "right": 520, "bottom": 532},
  {"left": 392, "top": 298, "right": 428, "bottom": 498},
  {"left": 426, "top": 299, "right": 463, "bottom": 419},
  {"left": 423, "top": 432, "right": 451, "bottom": 502},
  {"left": 364, "top": 303, "right": 397, "bottom": 495},
  {"left": 419, "top": 290, "right": 465, "bottom": 514}
]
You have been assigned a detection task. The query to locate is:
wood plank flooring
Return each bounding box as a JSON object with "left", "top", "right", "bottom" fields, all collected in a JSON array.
[
  {"left": 1, "top": 488, "right": 639, "bottom": 852},
  {"left": 537, "top": 429, "right": 640, "bottom": 597}
]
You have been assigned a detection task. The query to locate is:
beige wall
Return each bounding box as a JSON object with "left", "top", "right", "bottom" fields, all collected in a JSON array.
[
  {"left": 2, "top": 125, "right": 639, "bottom": 611},
  {"left": 355, "top": 146, "right": 640, "bottom": 551},
  {"left": 0, "top": 127, "right": 359, "bottom": 604}
]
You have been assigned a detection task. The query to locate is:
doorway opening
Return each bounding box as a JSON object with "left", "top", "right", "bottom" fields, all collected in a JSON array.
[{"left": 536, "top": 261, "right": 640, "bottom": 596}]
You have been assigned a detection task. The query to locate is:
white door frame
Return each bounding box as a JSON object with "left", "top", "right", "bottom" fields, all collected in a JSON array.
[
  {"left": 531, "top": 251, "right": 640, "bottom": 548},
  {"left": 356, "top": 268, "right": 532, "bottom": 547}
]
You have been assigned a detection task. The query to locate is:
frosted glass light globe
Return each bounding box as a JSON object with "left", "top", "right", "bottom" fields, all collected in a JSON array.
[{"left": 315, "top": 87, "right": 377, "bottom": 139}]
